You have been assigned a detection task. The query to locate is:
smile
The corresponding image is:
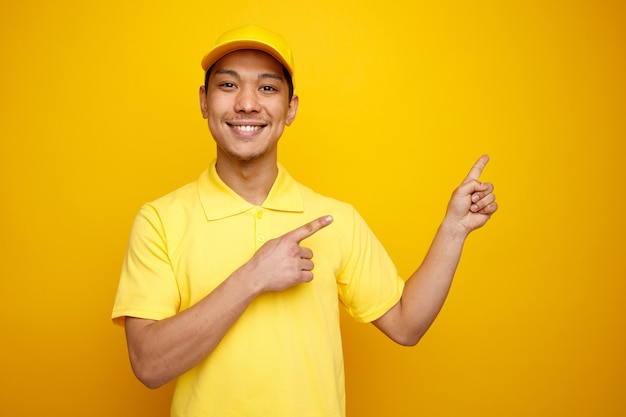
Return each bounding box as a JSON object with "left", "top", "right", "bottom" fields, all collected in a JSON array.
[{"left": 231, "top": 125, "right": 264, "bottom": 132}]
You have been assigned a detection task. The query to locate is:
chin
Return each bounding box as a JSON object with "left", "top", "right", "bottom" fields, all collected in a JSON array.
[
  {"left": 225, "top": 149, "right": 267, "bottom": 163},
  {"left": 222, "top": 142, "right": 277, "bottom": 163}
]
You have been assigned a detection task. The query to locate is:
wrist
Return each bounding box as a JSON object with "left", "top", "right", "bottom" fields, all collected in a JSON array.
[
  {"left": 439, "top": 217, "right": 470, "bottom": 242},
  {"left": 231, "top": 262, "right": 265, "bottom": 298}
]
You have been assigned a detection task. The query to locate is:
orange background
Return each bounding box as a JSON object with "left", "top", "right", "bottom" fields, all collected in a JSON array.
[{"left": 1, "top": 1, "right": 625, "bottom": 416}]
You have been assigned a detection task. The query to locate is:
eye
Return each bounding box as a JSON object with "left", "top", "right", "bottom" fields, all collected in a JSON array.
[
  {"left": 260, "top": 85, "right": 277, "bottom": 92},
  {"left": 220, "top": 82, "right": 236, "bottom": 89}
]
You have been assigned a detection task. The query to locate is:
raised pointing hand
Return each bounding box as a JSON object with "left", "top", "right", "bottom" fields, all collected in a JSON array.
[
  {"left": 245, "top": 215, "right": 334, "bottom": 293},
  {"left": 446, "top": 155, "right": 498, "bottom": 234}
]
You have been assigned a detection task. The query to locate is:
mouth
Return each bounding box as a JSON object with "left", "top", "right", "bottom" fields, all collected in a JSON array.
[
  {"left": 229, "top": 124, "right": 264, "bottom": 133},
  {"left": 226, "top": 119, "right": 269, "bottom": 135}
]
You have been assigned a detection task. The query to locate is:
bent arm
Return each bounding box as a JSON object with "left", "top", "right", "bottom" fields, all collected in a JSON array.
[
  {"left": 372, "top": 220, "right": 466, "bottom": 346},
  {"left": 125, "top": 267, "right": 260, "bottom": 389},
  {"left": 123, "top": 215, "right": 333, "bottom": 389},
  {"left": 373, "top": 155, "right": 498, "bottom": 345}
]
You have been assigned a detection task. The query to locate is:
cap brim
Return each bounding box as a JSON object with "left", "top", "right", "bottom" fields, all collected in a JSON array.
[{"left": 201, "top": 40, "right": 293, "bottom": 78}]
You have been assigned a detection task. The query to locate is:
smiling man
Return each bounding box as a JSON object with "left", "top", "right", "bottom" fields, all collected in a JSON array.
[
  {"left": 202, "top": 50, "right": 297, "bottom": 166},
  {"left": 112, "top": 24, "right": 498, "bottom": 417}
]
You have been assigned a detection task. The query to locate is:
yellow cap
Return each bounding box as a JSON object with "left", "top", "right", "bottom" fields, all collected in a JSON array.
[{"left": 201, "top": 25, "right": 295, "bottom": 81}]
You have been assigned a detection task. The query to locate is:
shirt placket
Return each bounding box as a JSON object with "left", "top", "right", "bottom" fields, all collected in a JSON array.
[{"left": 254, "top": 207, "right": 266, "bottom": 250}]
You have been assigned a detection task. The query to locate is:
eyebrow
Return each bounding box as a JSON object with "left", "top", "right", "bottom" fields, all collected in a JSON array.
[
  {"left": 214, "top": 68, "right": 239, "bottom": 78},
  {"left": 259, "top": 73, "right": 284, "bottom": 82},
  {"left": 214, "top": 68, "right": 284, "bottom": 83}
]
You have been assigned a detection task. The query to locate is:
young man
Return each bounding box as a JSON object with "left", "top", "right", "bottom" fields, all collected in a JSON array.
[{"left": 112, "top": 24, "right": 497, "bottom": 417}]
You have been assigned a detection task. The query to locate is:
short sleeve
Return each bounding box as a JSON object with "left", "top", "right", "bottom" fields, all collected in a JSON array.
[
  {"left": 336, "top": 208, "right": 405, "bottom": 323},
  {"left": 111, "top": 204, "right": 181, "bottom": 325}
]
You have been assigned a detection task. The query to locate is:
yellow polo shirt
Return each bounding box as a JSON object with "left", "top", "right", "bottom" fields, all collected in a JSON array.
[{"left": 112, "top": 161, "right": 404, "bottom": 417}]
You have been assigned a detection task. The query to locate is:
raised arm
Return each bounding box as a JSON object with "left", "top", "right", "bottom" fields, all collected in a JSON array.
[
  {"left": 125, "top": 215, "right": 333, "bottom": 389},
  {"left": 373, "top": 155, "right": 498, "bottom": 345}
]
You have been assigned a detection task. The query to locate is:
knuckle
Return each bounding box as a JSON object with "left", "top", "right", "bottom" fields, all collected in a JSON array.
[{"left": 287, "top": 244, "right": 301, "bottom": 257}]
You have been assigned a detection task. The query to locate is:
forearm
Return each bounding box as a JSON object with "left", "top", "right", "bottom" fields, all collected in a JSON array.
[
  {"left": 126, "top": 266, "right": 260, "bottom": 389},
  {"left": 401, "top": 220, "right": 467, "bottom": 339},
  {"left": 375, "top": 219, "right": 468, "bottom": 345},
  {"left": 124, "top": 216, "right": 333, "bottom": 389},
  {"left": 374, "top": 155, "right": 497, "bottom": 345}
]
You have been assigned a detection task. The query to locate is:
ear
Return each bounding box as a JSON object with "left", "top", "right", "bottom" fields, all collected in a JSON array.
[
  {"left": 285, "top": 94, "right": 299, "bottom": 126},
  {"left": 199, "top": 86, "right": 209, "bottom": 119}
]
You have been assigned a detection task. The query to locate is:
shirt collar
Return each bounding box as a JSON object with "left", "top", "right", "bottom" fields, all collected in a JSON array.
[{"left": 198, "top": 160, "right": 304, "bottom": 221}]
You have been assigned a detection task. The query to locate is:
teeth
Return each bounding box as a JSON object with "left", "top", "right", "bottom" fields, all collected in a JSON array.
[{"left": 233, "top": 125, "right": 262, "bottom": 132}]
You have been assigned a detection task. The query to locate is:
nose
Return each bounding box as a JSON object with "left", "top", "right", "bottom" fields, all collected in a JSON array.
[{"left": 234, "top": 86, "right": 261, "bottom": 113}]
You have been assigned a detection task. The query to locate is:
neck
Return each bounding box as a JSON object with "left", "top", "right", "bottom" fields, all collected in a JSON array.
[{"left": 215, "top": 156, "right": 278, "bottom": 206}]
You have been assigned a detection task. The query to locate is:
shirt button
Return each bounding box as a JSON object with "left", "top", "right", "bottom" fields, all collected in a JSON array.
[
  {"left": 257, "top": 235, "right": 265, "bottom": 242},
  {"left": 256, "top": 211, "right": 263, "bottom": 219}
]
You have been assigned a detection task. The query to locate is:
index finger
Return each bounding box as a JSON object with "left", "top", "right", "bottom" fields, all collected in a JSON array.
[
  {"left": 289, "top": 215, "right": 334, "bottom": 243},
  {"left": 463, "top": 154, "right": 490, "bottom": 183}
]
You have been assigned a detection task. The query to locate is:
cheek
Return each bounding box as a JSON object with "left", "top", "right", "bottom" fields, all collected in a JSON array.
[
  {"left": 205, "top": 100, "right": 226, "bottom": 127},
  {"left": 267, "top": 103, "right": 292, "bottom": 125},
  {"left": 205, "top": 107, "right": 223, "bottom": 138},
  {"left": 207, "top": 118, "right": 222, "bottom": 141},
  {"left": 205, "top": 94, "right": 228, "bottom": 116}
]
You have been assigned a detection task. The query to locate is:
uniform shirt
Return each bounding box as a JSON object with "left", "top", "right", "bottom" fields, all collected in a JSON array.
[{"left": 112, "top": 161, "right": 404, "bottom": 417}]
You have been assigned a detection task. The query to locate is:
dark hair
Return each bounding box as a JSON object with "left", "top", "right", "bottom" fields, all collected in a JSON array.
[{"left": 204, "top": 63, "right": 294, "bottom": 100}]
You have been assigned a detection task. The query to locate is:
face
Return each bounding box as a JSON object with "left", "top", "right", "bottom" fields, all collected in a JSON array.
[{"left": 200, "top": 49, "right": 298, "bottom": 165}]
